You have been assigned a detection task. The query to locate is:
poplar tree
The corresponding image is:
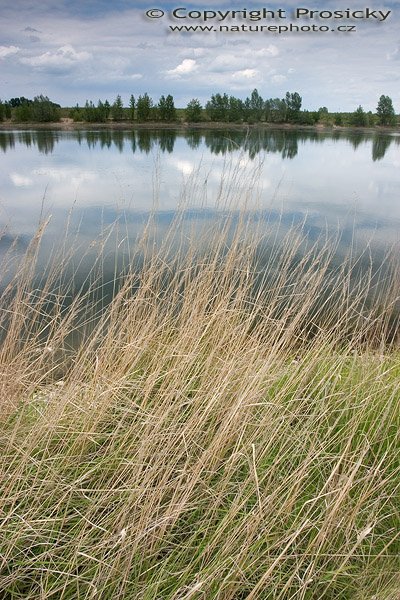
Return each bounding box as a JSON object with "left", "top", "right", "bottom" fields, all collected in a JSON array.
[
  {"left": 284, "top": 92, "right": 302, "bottom": 123},
  {"left": 129, "top": 95, "right": 135, "bottom": 121},
  {"left": 249, "top": 88, "right": 264, "bottom": 121},
  {"left": 136, "top": 93, "right": 153, "bottom": 122},
  {"left": 111, "top": 95, "right": 124, "bottom": 121},
  {"left": 376, "top": 95, "right": 396, "bottom": 126},
  {"left": 158, "top": 94, "right": 176, "bottom": 121}
]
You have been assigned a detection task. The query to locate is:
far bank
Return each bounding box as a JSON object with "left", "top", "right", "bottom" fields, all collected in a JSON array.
[{"left": 0, "top": 118, "right": 399, "bottom": 135}]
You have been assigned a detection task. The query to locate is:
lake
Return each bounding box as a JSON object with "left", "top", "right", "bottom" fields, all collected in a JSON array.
[{"left": 1, "top": 127, "right": 399, "bottom": 289}]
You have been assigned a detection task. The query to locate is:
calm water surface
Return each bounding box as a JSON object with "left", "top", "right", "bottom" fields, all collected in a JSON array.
[{"left": 1, "top": 128, "right": 399, "bottom": 278}]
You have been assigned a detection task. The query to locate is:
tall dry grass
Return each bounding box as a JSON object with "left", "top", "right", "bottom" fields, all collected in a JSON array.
[{"left": 0, "top": 170, "right": 399, "bottom": 599}]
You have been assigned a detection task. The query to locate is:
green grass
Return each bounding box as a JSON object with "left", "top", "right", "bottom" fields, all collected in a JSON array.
[{"left": 0, "top": 204, "right": 399, "bottom": 599}]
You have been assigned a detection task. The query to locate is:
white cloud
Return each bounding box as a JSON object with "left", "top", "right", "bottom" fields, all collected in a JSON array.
[
  {"left": 166, "top": 58, "right": 198, "bottom": 78},
  {"left": 232, "top": 69, "right": 258, "bottom": 80},
  {"left": 170, "top": 159, "right": 194, "bottom": 176},
  {"left": 10, "top": 173, "right": 33, "bottom": 187},
  {"left": 0, "top": 45, "right": 20, "bottom": 59},
  {"left": 20, "top": 44, "right": 91, "bottom": 69},
  {"left": 32, "top": 167, "right": 96, "bottom": 187},
  {"left": 0, "top": 1, "right": 398, "bottom": 109},
  {"left": 98, "top": 72, "right": 143, "bottom": 82}
]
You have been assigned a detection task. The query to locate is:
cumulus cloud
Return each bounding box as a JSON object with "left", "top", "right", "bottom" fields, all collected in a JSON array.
[
  {"left": 166, "top": 58, "right": 198, "bottom": 78},
  {"left": 206, "top": 45, "right": 278, "bottom": 78},
  {"left": 0, "top": 0, "right": 397, "bottom": 109},
  {"left": 0, "top": 45, "right": 20, "bottom": 59},
  {"left": 20, "top": 44, "right": 91, "bottom": 70},
  {"left": 232, "top": 69, "right": 259, "bottom": 80}
]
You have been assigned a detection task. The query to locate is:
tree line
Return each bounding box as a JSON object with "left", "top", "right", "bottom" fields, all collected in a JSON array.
[
  {"left": 0, "top": 92, "right": 397, "bottom": 127},
  {"left": 0, "top": 95, "right": 61, "bottom": 123}
]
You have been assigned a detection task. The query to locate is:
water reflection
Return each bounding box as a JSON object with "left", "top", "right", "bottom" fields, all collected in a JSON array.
[
  {"left": 1, "top": 126, "right": 399, "bottom": 274},
  {"left": 1, "top": 126, "right": 399, "bottom": 348},
  {"left": 348, "top": 132, "right": 367, "bottom": 150},
  {"left": 1, "top": 206, "right": 396, "bottom": 352},
  {"left": 1, "top": 128, "right": 398, "bottom": 161},
  {"left": 372, "top": 135, "right": 394, "bottom": 161}
]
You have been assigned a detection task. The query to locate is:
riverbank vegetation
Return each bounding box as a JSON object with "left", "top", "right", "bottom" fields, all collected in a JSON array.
[
  {"left": 0, "top": 197, "right": 399, "bottom": 598},
  {"left": 0, "top": 91, "right": 398, "bottom": 128}
]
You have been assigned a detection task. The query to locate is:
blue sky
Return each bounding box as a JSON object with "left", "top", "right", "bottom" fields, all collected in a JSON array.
[{"left": 0, "top": 1, "right": 398, "bottom": 111}]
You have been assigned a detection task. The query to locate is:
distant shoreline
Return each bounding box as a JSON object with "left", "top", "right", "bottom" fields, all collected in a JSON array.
[{"left": 0, "top": 119, "right": 399, "bottom": 134}]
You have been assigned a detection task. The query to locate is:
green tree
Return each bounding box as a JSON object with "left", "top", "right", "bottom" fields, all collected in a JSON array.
[
  {"left": 284, "top": 92, "right": 302, "bottom": 123},
  {"left": 31, "top": 95, "right": 60, "bottom": 122},
  {"left": 205, "top": 93, "right": 229, "bottom": 122},
  {"left": 165, "top": 94, "right": 176, "bottom": 121},
  {"left": 136, "top": 93, "right": 153, "bottom": 122},
  {"left": 15, "top": 103, "right": 33, "bottom": 122},
  {"left": 158, "top": 94, "right": 176, "bottom": 121},
  {"left": 376, "top": 95, "right": 396, "bottom": 126},
  {"left": 297, "top": 110, "right": 318, "bottom": 125},
  {"left": 104, "top": 100, "right": 111, "bottom": 119},
  {"left": 366, "top": 111, "right": 375, "bottom": 127},
  {"left": 9, "top": 97, "right": 32, "bottom": 108},
  {"left": 129, "top": 95, "right": 135, "bottom": 121},
  {"left": 242, "top": 97, "right": 252, "bottom": 121},
  {"left": 317, "top": 106, "right": 329, "bottom": 123},
  {"left": 248, "top": 88, "right": 264, "bottom": 121},
  {"left": 96, "top": 100, "right": 108, "bottom": 122},
  {"left": 351, "top": 105, "right": 367, "bottom": 127},
  {"left": 157, "top": 95, "right": 167, "bottom": 120},
  {"left": 265, "top": 98, "right": 287, "bottom": 123},
  {"left": 334, "top": 113, "right": 343, "bottom": 126},
  {"left": 227, "top": 96, "right": 244, "bottom": 122},
  {"left": 111, "top": 94, "right": 124, "bottom": 121},
  {"left": 185, "top": 98, "right": 202, "bottom": 122},
  {"left": 70, "top": 103, "right": 83, "bottom": 121},
  {"left": 4, "top": 102, "right": 12, "bottom": 119},
  {"left": 83, "top": 100, "right": 96, "bottom": 122}
]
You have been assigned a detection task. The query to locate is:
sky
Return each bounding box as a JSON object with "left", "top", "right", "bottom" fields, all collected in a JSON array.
[{"left": 0, "top": 0, "right": 398, "bottom": 111}]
